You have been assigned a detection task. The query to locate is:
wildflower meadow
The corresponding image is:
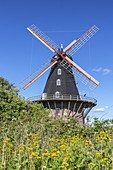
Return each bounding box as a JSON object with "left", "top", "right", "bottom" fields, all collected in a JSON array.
[{"left": 1, "top": 77, "right": 113, "bottom": 169}]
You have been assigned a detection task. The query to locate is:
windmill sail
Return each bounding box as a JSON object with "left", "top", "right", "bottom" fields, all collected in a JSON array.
[
  {"left": 19, "top": 57, "right": 59, "bottom": 89},
  {"left": 19, "top": 24, "right": 99, "bottom": 91},
  {"left": 27, "top": 24, "right": 60, "bottom": 54},
  {"left": 60, "top": 56, "right": 99, "bottom": 90},
  {"left": 63, "top": 25, "right": 99, "bottom": 56}
]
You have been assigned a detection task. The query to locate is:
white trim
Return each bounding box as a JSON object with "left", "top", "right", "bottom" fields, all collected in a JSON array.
[
  {"left": 56, "top": 79, "right": 61, "bottom": 86},
  {"left": 55, "top": 91, "right": 60, "bottom": 98},
  {"left": 63, "top": 39, "right": 77, "bottom": 53},
  {"left": 57, "top": 68, "right": 62, "bottom": 75}
]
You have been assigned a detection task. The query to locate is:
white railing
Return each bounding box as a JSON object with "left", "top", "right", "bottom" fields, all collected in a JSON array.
[{"left": 27, "top": 95, "right": 97, "bottom": 104}]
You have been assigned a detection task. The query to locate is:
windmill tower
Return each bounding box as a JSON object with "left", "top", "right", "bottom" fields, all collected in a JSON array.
[{"left": 19, "top": 25, "right": 99, "bottom": 124}]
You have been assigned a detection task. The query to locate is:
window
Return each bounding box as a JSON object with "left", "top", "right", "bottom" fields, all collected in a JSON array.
[
  {"left": 57, "top": 68, "right": 62, "bottom": 75},
  {"left": 56, "top": 79, "right": 61, "bottom": 86},
  {"left": 55, "top": 91, "right": 60, "bottom": 98},
  {"left": 42, "top": 93, "right": 47, "bottom": 100}
]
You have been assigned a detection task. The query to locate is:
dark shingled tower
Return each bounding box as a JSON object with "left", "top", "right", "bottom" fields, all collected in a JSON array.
[{"left": 43, "top": 55, "right": 79, "bottom": 96}]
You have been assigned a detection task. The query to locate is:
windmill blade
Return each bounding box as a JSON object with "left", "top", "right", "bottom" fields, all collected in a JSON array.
[
  {"left": 19, "top": 57, "right": 59, "bottom": 89},
  {"left": 63, "top": 25, "right": 99, "bottom": 56},
  {"left": 27, "top": 24, "right": 60, "bottom": 54},
  {"left": 60, "top": 56, "right": 99, "bottom": 90},
  {"left": 63, "top": 40, "right": 77, "bottom": 53}
]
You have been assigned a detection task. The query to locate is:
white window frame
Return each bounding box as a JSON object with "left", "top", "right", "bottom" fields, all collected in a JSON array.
[
  {"left": 57, "top": 68, "right": 62, "bottom": 75},
  {"left": 56, "top": 79, "right": 61, "bottom": 86},
  {"left": 55, "top": 91, "right": 60, "bottom": 98}
]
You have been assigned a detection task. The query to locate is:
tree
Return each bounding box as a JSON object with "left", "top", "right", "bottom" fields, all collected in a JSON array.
[
  {"left": 0, "top": 77, "right": 47, "bottom": 124},
  {"left": 0, "top": 77, "right": 13, "bottom": 90}
]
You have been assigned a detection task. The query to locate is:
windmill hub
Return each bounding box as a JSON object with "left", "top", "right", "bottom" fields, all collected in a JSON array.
[{"left": 20, "top": 24, "right": 100, "bottom": 124}]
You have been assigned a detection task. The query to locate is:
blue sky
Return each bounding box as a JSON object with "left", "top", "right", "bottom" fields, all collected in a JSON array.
[{"left": 0, "top": 0, "right": 113, "bottom": 121}]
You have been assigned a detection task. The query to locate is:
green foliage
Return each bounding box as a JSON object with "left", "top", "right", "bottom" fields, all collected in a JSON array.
[
  {"left": 0, "top": 77, "right": 113, "bottom": 169},
  {"left": 0, "top": 77, "right": 48, "bottom": 124}
]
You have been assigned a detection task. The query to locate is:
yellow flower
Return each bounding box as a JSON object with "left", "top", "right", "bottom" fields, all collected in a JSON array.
[
  {"left": 77, "top": 165, "right": 80, "bottom": 167},
  {"left": 55, "top": 158, "right": 58, "bottom": 160},
  {"left": 28, "top": 148, "right": 33, "bottom": 151},
  {"left": 65, "top": 153, "right": 69, "bottom": 156},
  {"left": 7, "top": 143, "right": 13, "bottom": 148},
  {"left": 62, "top": 162, "right": 69, "bottom": 167},
  {"left": 37, "top": 132, "right": 40, "bottom": 135},
  {"left": 7, "top": 147, "right": 11, "bottom": 151},
  {"left": 101, "top": 159, "right": 104, "bottom": 162},
  {"left": 96, "top": 153, "right": 101, "bottom": 157},
  {"left": 102, "top": 137, "right": 107, "bottom": 140},
  {"left": 80, "top": 154, "right": 83, "bottom": 156},
  {"left": 60, "top": 166, "right": 65, "bottom": 168},
  {"left": 86, "top": 140, "right": 92, "bottom": 144},
  {"left": 62, "top": 161, "right": 66, "bottom": 165},
  {"left": 35, "top": 152, "right": 39, "bottom": 155},
  {"left": 93, "top": 150, "right": 98, "bottom": 152},
  {"left": 33, "top": 142, "right": 38, "bottom": 145},
  {"left": 6, "top": 138, "right": 10, "bottom": 141},
  {"left": 12, "top": 151, "right": 16, "bottom": 154},
  {"left": 20, "top": 150, "right": 23, "bottom": 152},
  {"left": 32, "top": 152, "right": 37, "bottom": 156},
  {"left": 37, "top": 156, "right": 41, "bottom": 159},
  {"left": 100, "top": 131, "right": 104, "bottom": 134},
  {"left": 57, "top": 151, "right": 60, "bottom": 154},
  {"left": 68, "top": 136, "right": 71, "bottom": 138},
  {"left": 42, "top": 153, "right": 50, "bottom": 156},
  {"left": 66, "top": 163, "right": 69, "bottom": 166},
  {"left": 51, "top": 138, "right": 54, "bottom": 141},
  {"left": 109, "top": 138, "right": 112, "bottom": 141},
  {"left": 51, "top": 153, "right": 58, "bottom": 157},
  {"left": 3, "top": 140, "right": 6, "bottom": 143},
  {"left": 88, "top": 163, "right": 95, "bottom": 166},
  {"left": 60, "top": 145, "right": 67, "bottom": 150},
  {"left": 103, "top": 158, "right": 108, "bottom": 160},
  {"left": 70, "top": 140, "right": 74, "bottom": 143},
  {"left": 52, "top": 148, "right": 57, "bottom": 151},
  {"left": 64, "top": 157, "right": 69, "bottom": 160}
]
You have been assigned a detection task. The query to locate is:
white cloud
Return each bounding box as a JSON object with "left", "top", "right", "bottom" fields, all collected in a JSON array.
[
  {"left": 103, "top": 69, "right": 112, "bottom": 75},
  {"left": 105, "top": 106, "right": 109, "bottom": 109},
  {"left": 92, "top": 67, "right": 112, "bottom": 75},
  {"left": 93, "top": 108, "right": 105, "bottom": 112},
  {"left": 92, "top": 67, "right": 102, "bottom": 72}
]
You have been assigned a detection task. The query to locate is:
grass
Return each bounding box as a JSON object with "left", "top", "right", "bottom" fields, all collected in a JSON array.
[{"left": 0, "top": 116, "right": 113, "bottom": 170}]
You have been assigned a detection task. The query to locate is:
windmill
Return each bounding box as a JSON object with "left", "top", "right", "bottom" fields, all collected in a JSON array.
[{"left": 19, "top": 24, "right": 99, "bottom": 124}]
